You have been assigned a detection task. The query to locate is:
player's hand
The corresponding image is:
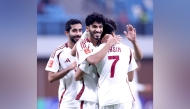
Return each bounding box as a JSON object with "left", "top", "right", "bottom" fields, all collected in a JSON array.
[
  {"left": 124, "top": 24, "right": 136, "bottom": 43},
  {"left": 101, "top": 34, "right": 110, "bottom": 43},
  {"left": 69, "top": 61, "right": 77, "bottom": 70},
  {"left": 107, "top": 34, "right": 122, "bottom": 46},
  {"left": 144, "top": 83, "right": 153, "bottom": 92}
]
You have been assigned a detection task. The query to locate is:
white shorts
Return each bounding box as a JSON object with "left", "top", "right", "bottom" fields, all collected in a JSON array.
[
  {"left": 100, "top": 102, "right": 133, "bottom": 109},
  {"left": 80, "top": 100, "right": 99, "bottom": 109}
]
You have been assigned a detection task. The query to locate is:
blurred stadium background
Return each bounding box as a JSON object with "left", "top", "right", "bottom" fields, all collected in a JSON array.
[{"left": 37, "top": 0, "right": 153, "bottom": 109}]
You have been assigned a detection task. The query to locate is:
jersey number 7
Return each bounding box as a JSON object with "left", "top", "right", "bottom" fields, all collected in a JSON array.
[{"left": 108, "top": 56, "right": 119, "bottom": 78}]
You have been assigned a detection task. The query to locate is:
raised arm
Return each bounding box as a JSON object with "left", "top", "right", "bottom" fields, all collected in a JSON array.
[
  {"left": 124, "top": 24, "right": 143, "bottom": 60},
  {"left": 48, "top": 61, "right": 77, "bottom": 83}
]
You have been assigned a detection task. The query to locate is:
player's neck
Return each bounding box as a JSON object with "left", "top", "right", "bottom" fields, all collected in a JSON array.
[
  {"left": 67, "top": 40, "right": 75, "bottom": 49},
  {"left": 88, "top": 36, "right": 99, "bottom": 46}
]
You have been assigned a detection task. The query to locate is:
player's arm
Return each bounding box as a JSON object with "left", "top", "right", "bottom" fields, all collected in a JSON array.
[
  {"left": 131, "top": 41, "right": 142, "bottom": 60},
  {"left": 86, "top": 34, "right": 121, "bottom": 65},
  {"left": 124, "top": 24, "right": 143, "bottom": 60},
  {"left": 127, "top": 70, "right": 134, "bottom": 82},
  {"left": 75, "top": 63, "right": 88, "bottom": 81},
  {"left": 75, "top": 67, "right": 85, "bottom": 81},
  {"left": 48, "top": 61, "right": 77, "bottom": 83}
]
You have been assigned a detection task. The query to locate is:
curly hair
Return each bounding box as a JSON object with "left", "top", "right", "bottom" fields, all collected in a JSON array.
[
  {"left": 65, "top": 19, "right": 82, "bottom": 32},
  {"left": 85, "top": 12, "right": 106, "bottom": 26}
]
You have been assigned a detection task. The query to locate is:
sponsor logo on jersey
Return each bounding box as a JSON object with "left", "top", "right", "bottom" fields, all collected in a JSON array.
[
  {"left": 48, "top": 60, "right": 54, "bottom": 68},
  {"left": 84, "top": 48, "right": 91, "bottom": 54}
]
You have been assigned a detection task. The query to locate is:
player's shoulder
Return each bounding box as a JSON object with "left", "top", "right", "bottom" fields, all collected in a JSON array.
[
  {"left": 50, "top": 43, "right": 68, "bottom": 58},
  {"left": 118, "top": 43, "right": 130, "bottom": 48},
  {"left": 118, "top": 43, "right": 134, "bottom": 53},
  {"left": 123, "top": 44, "right": 134, "bottom": 52},
  {"left": 76, "top": 38, "right": 92, "bottom": 49},
  {"left": 80, "top": 38, "right": 91, "bottom": 45}
]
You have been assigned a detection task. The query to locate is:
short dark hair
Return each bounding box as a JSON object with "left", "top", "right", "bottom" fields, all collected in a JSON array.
[
  {"left": 100, "top": 23, "right": 115, "bottom": 40},
  {"left": 105, "top": 18, "right": 118, "bottom": 31},
  {"left": 85, "top": 12, "right": 105, "bottom": 26},
  {"left": 65, "top": 19, "right": 82, "bottom": 32}
]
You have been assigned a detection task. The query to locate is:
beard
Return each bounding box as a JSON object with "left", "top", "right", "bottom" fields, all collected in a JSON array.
[
  {"left": 70, "top": 35, "right": 81, "bottom": 43},
  {"left": 89, "top": 30, "right": 102, "bottom": 41}
]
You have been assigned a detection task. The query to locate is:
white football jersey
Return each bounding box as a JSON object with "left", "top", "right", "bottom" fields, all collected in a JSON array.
[
  {"left": 45, "top": 43, "right": 80, "bottom": 108},
  {"left": 94, "top": 43, "right": 138, "bottom": 107},
  {"left": 75, "top": 38, "right": 99, "bottom": 103}
]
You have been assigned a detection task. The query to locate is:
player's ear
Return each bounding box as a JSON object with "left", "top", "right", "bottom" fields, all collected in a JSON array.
[
  {"left": 86, "top": 26, "right": 89, "bottom": 32},
  {"left": 65, "top": 31, "right": 69, "bottom": 36}
]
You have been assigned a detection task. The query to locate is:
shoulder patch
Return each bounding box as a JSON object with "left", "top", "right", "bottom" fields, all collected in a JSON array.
[{"left": 48, "top": 60, "right": 54, "bottom": 68}]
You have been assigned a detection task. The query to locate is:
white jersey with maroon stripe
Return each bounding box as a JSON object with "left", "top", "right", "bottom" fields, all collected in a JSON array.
[
  {"left": 45, "top": 43, "right": 80, "bottom": 108},
  {"left": 93, "top": 43, "right": 138, "bottom": 107},
  {"left": 75, "top": 38, "right": 99, "bottom": 103}
]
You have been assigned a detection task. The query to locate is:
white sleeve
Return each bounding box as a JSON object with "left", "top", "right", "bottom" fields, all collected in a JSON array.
[
  {"left": 76, "top": 40, "right": 95, "bottom": 64},
  {"left": 45, "top": 56, "right": 59, "bottom": 73},
  {"left": 128, "top": 50, "right": 138, "bottom": 72},
  {"left": 78, "top": 62, "right": 90, "bottom": 74},
  {"left": 130, "top": 48, "right": 134, "bottom": 54}
]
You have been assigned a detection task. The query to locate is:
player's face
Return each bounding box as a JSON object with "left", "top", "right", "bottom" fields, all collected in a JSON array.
[
  {"left": 88, "top": 22, "right": 103, "bottom": 40},
  {"left": 69, "top": 24, "right": 82, "bottom": 43}
]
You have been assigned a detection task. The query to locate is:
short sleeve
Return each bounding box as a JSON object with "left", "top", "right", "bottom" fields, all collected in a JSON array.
[
  {"left": 79, "top": 62, "right": 90, "bottom": 74},
  {"left": 128, "top": 52, "right": 138, "bottom": 72},
  {"left": 76, "top": 39, "right": 95, "bottom": 64},
  {"left": 130, "top": 48, "right": 134, "bottom": 54},
  {"left": 45, "top": 56, "right": 59, "bottom": 73}
]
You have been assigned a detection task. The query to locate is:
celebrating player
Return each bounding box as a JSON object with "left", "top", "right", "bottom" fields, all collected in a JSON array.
[
  {"left": 74, "top": 12, "right": 120, "bottom": 109},
  {"left": 45, "top": 19, "right": 82, "bottom": 109},
  {"left": 93, "top": 23, "right": 138, "bottom": 109}
]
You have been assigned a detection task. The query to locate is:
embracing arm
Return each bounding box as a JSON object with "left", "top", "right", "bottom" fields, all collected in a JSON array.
[
  {"left": 86, "top": 34, "right": 121, "bottom": 65},
  {"left": 48, "top": 61, "right": 76, "bottom": 83}
]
